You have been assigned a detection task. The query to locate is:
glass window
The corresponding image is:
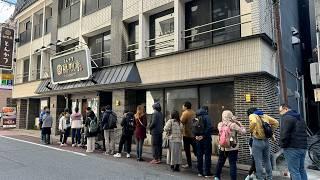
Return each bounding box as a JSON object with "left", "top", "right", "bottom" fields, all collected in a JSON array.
[
  {"left": 23, "top": 59, "right": 29, "bottom": 83},
  {"left": 88, "top": 31, "right": 111, "bottom": 68},
  {"left": 36, "top": 55, "right": 41, "bottom": 80},
  {"left": 127, "top": 21, "right": 139, "bottom": 61},
  {"left": 185, "top": 0, "right": 240, "bottom": 49},
  {"left": 165, "top": 88, "right": 198, "bottom": 121},
  {"left": 98, "top": 0, "right": 111, "bottom": 9},
  {"left": 59, "top": 0, "right": 80, "bottom": 26},
  {"left": 85, "top": 0, "right": 98, "bottom": 14},
  {"left": 150, "top": 9, "right": 175, "bottom": 57},
  {"left": 199, "top": 83, "right": 234, "bottom": 134},
  {"left": 146, "top": 90, "right": 164, "bottom": 115}
]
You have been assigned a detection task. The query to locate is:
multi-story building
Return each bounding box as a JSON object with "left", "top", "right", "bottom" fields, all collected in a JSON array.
[{"left": 12, "top": 0, "right": 312, "bottom": 164}]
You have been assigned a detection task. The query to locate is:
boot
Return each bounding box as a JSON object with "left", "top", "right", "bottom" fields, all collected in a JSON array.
[
  {"left": 174, "top": 165, "right": 180, "bottom": 172},
  {"left": 170, "top": 165, "right": 174, "bottom": 171}
]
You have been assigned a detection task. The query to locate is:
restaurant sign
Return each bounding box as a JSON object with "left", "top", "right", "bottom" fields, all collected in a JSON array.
[
  {"left": 0, "top": 27, "right": 14, "bottom": 70},
  {"left": 50, "top": 48, "right": 92, "bottom": 84},
  {"left": 2, "top": 107, "right": 16, "bottom": 128}
]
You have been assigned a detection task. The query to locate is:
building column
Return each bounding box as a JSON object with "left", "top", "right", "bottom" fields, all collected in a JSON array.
[
  {"left": 138, "top": 2, "right": 150, "bottom": 59},
  {"left": 16, "top": 99, "right": 28, "bottom": 129},
  {"left": 112, "top": 89, "right": 126, "bottom": 142},
  {"left": 174, "top": 0, "right": 185, "bottom": 51},
  {"left": 234, "top": 74, "right": 280, "bottom": 165},
  {"left": 110, "top": 0, "right": 126, "bottom": 64}
]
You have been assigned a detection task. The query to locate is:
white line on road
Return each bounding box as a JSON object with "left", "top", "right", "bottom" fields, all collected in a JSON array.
[{"left": 0, "top": 135, "right": 87, "bottom": 157}]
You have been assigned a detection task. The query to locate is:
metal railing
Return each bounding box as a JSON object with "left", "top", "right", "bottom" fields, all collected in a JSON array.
[
  {"left": 145, "top": 32, "right": 175, "bottom": 55},
  {"left": 33, "top": 24, "right": 43, "bottom": 39},
  {"left": 90, "top": 51, "right": 111, "bottom": 67},
  {"left": 183, "top": 13, "right": 252, "bottom": 40},
  {"left": 15, "top": 72, "right": 30, "bottom": 83},
  {"left": 19, "top": 30, "right": 31, "bottom": 46}
]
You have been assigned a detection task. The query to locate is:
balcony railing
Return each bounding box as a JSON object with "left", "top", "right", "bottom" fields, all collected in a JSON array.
[
  {"left": 127, "top": 43, "right": 139, "bottom": 61},
  {"left": 90, "top": 50, "right": 111, "bottom": 67},
  {"left": 145, "top": 33, "right": 174, "bottom": 56},
  {"left": 19, "top": 30, "right": 31, "bottom": 46},
  {"left": 183, "top": 13, "right": 252, "bottom": 45},
  {"left": 15, "top": 72, "right": 30, "bottom": 84}
]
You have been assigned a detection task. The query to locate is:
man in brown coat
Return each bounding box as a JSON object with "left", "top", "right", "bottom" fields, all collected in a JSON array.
[{"left": 180, "top": 101, "right": 197, "bottom": 168}]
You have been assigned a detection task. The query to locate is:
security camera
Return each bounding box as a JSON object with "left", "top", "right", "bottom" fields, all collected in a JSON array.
[{"left": 291, "top": 27, "right": 299, "bottom": 35}]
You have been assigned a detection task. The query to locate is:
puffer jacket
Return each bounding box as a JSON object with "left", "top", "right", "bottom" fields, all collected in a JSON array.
[
  {"left": 150, "top": 110, "right": 164, "bottom": 135},
  {"left": 194, "top": 108, "right": 213, "bottom": 139},
  {"left": 71, "top": 112, "right": 82, "bottom": 129},
  {"left": 280, "top": 110, "right": 308, "bottom": 149}
]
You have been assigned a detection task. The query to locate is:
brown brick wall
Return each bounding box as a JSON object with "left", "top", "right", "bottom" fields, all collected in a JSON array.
[
  {"left": 234, "top": 74, "right": 280, "bottom": 164},
  {"left": 16, "top": 99, "right": 28, "bottom": 129}
]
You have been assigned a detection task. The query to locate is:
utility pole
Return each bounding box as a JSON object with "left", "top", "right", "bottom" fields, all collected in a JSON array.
[{"left": 273, "top": 0, "right": 288, "bottom": 104}]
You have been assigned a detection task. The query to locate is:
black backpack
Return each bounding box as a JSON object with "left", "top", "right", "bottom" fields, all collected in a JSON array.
[
  {"left": 108, "top": 113, "right": 117, "bottom": 129},
  {"left": 192, "top": 116, "right": 205, "bottom": 136},
  {"left": 259, "top": 116, "right": 273, "bottom": 138},
  {"left": 126, "top": 116, "right": 135, "bottom": 133}
]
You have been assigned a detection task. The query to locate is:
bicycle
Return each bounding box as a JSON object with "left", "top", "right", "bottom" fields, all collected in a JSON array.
[{"left": 308, "top": 129, "right": 320, "bottom": 169}]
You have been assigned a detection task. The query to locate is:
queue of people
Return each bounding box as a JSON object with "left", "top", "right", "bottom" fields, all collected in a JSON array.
[{"left": 39, "top": 101, "right": 308, "bottom": 180}]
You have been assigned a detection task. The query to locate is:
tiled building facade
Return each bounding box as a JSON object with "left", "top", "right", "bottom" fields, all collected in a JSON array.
[{"left": 12, "top": 0, "right": 309, "bottom": 164}]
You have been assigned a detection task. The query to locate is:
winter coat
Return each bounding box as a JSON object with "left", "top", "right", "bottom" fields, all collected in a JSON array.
[
  {"left": 101, "top": 110, "right": 117, "bottom": 130},
  {"left": 150, "top": 110, "right": 164, "bottom": 135},
  {"left": 280, "top": 110, "right": 308, "bottom": 149},
  {"left": 218, "top": 110, "right": 246, "bottom": 151},
  {"left": 42, "top": 113, "right": 53, "bottom": 128},
  {"left": 164, "top": 119, "right": 183, "bottom": 143},
  {"left": 249, "top": 110, "right": 279, "bottom": 139},
  {"left": 85, "top": 111, "right": 98, "bottom": 137},
  {"left": 135, "top": 114, "right": 147, "bottom": 139},
  {"left": 121, "top": 112, "right": 135, "bottom": 136},
  {"left": 71, "top": 112, "right": 82, "bottom": 129},
  {"left": 180, "top": 109, "right": 196, "bottom": 138},
  {"left": 194, "top": 108, "right": 213, "bottom": 139}
]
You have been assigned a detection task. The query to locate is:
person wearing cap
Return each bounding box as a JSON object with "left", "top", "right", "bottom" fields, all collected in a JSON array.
[{"left": 149, "top": 102, "right": 164, "bottom": 164}]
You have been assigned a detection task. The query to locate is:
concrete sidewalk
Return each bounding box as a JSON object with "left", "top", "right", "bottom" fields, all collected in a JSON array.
[{"left": 3, "top": 129, "right": 320, "bottom": 179}]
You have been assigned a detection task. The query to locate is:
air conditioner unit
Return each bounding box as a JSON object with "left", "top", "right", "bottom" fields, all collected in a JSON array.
[{"left": 310, "top": 63, "right": 320, "bottom": 85}]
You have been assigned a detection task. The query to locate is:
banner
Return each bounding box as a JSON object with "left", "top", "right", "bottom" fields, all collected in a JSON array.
[
  {"left": 0, "top": 27, "right": 14, "bottom": 70},
  {"left": 2, "top": 107, "right": 16, "bottom": 128}
]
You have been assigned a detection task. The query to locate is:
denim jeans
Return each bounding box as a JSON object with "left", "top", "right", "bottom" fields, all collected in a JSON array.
[
  {"left": 196, "top": 137, "right": 212, "bottom": 176},
  {"left": 136, "top": 138, "right": 144, "bottom": 159},
  {"left": 252, "top": 138, "right": 272, "bottom": 180},
  {"left": 71, "top": 128, "right": 81, "bottom": 145},
  {"left": 215, "top": 150, "right": 238, "bottom": 180},
  {"left": 283, "top": 148, "right": 308, "bottom": 180}
]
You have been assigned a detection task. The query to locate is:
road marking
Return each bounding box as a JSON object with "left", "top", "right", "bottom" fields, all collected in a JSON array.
[{"left": 0, "top": 135, "right": 87, "bottom": 157}]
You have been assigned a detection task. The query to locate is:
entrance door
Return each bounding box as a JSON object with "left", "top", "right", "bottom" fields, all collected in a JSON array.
[{"left": 81, "top": 99, "right": 88, "bottom": 120}]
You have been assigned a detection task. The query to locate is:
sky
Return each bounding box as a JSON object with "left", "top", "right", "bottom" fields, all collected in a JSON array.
[{"left": 0, "top": 1, "right": 16, "bottom": 23}]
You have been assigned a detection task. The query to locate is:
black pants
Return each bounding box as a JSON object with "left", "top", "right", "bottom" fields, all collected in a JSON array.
[
  {"left": 62, "top": 127, "right": 71, "bottom": 144},
  {"left": 41, "top": 127, "right": 51, "bottom": 144},
  {"left": 196, "top": 138, "right": 212, "bottom": 175},
  {"left": 152, "top": 134, "right": 163, "bottom": 160},
  {"left": 183, "top": 136, "right": 197, "bottom": 166},
  {"left": 118, "top": 134, "right": 132, "bottom": 154},
  {"left": 215, "top": 150, "right": 238, "bottom": 180}
]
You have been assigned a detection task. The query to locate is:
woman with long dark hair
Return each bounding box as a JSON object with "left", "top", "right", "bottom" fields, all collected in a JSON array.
[
  {"left": 164, "top": 110, "right": 183, "bottom": 172},
  {"left": 134, "top": 105, "right": 147, "bottom": 161}
]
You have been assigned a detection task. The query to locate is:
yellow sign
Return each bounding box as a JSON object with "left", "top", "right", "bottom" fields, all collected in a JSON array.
[
  {"left": 1, "top": 73, "right": 14, "bottom": 79},
  {"left": 245, "top": 94, "right": 251, "bottom": 102},
  {"left": 315, "top": 88, "right": 320, "bottom": 102}
]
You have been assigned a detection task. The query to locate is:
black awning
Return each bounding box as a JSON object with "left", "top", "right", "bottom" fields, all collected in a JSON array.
[{"left": 35, "top": 63, "right": 141, "bottom": 94}]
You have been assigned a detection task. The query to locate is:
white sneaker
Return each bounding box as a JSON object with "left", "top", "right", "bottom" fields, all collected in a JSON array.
[
  {"left": 60, "top": 144, "right": 67, "bottom": 147},
  {"left": 214, "top": 177, "right": 219, "bottom": 180},
  {"left": 77, "top": 144, "right": 82, "bottom": 147},
  {"left": 126, "top": 153, "right": 130, "bottom": 158},
  {"left": 72, "top": 144, "right": 76, "bottom": 147},
  {"left": 113, "top": 153, "right": 121, "bottom": 158},
  {"left": 249, "top": 174, "right": 257, "bottom": 180}
]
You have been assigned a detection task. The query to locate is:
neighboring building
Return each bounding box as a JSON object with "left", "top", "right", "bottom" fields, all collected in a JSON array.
[{"left": 12, "top": 0, "right": 311, "bottom": 164}]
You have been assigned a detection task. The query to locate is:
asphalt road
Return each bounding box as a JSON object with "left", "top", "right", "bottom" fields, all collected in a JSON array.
[{"left": 0, "top": 136, "right": 196, "bottom": 180}]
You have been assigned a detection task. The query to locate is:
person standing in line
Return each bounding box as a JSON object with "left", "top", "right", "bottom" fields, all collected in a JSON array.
[
  {"left": 41, "top": 107, "right": 53, "bottom": 145},
  {"left": 164, "top": 110, "right": 183, "bottom": 172},
  {"left": 245, "top": 108, "right": 258, "bottom": 180},
  {"left": 279, "top": 104, "right": 308, "bottom": 180},
  {"left": 135, "top": 105, "right": 147, "bottom": 161},
  {"left": 114, "top": 110, "right": 135, "bottom": 158},
  {"left": 180, "top": 101, "right": 197, "bottom": 168},
  {"left": 249, "top": 108, "right": 279, "bottom": 180},
  {"left": 194, "top": 106, "right": 214, "bottom": 178},
  {"left": 101, "top": 105, "right": 117, "bottom": 155},
  {"left": 71, "top": 107, "right": 82, "bottom": 147},
  {"left": 214, "top": 110, "right": 246, "bottom": 180},
  {"left": 85, "top": 107, "right": 98, "bottom": 153},
  {"left": 60, "top": 108, "right": 71, "bottom": 147},
  {"left": 39, "top": 107, "right": 47, "bottom": 143},
  {"left": 149, "top": 102, "right": 164, "bottom": 164},
  {"left": 58, "top": 112, "right": 65, "bottom": 144}
]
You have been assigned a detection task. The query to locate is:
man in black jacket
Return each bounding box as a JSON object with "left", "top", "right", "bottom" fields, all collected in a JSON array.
[
  {"left": 279, "top": 104, "right": 308, "bottom": 180},
  {"left": 101, "top": 105, "right": 117, "bottom": 155}
]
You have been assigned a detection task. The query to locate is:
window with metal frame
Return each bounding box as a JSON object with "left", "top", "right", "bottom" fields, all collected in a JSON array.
[
  {"left": 23, "top": 59, "right": 30, "bottom": 83},
  {"left": 88, "top": 31, "right": 111, "bottom": 68},
  {"left": 84, "top": 0, "right": 111, "bottom": 15},
  {"left": 127, "top": 21, "right": 139, "bottom": 61}
]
